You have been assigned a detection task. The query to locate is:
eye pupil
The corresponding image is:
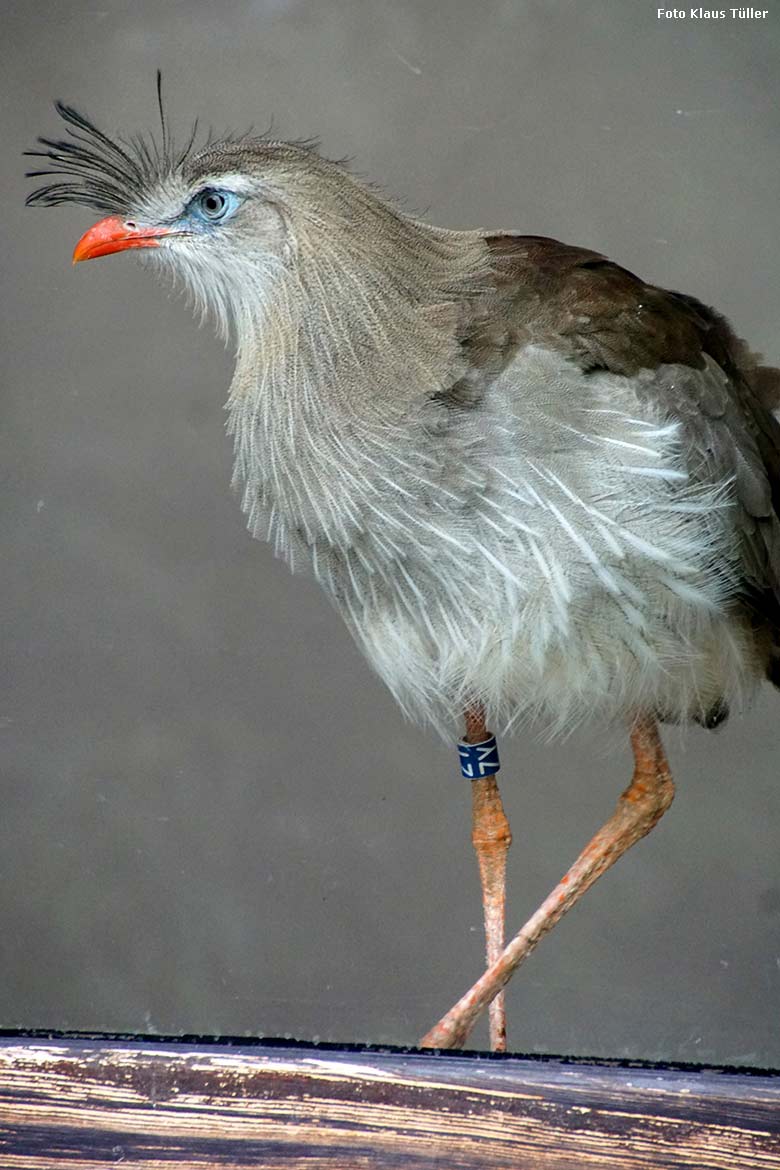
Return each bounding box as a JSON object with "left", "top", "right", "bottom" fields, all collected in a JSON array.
[
  {"left": 190, "top": 187, "right": 240, "bottom": 224},
  {"left": 199, "top": 190, "right": 227, "bottom": 218}
]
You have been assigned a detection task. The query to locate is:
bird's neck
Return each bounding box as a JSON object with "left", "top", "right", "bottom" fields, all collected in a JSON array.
[{"left": 225, "top": 202, "right": 487, "bottom": 552}]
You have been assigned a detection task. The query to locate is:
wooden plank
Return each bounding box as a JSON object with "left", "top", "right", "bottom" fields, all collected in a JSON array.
[{"left": 0, "top": 1036, "right": 777, "bottom": 1168}]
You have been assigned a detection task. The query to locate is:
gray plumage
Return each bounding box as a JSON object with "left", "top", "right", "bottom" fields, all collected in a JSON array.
[{"left": 27, "top": 99, "right": 780, "bottom": 739}]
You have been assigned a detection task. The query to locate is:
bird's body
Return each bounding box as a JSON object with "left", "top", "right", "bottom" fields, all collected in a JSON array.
[
  {"left": 26, "top": 96, "right": 780, "bottom": 1050},
  {"left": 213, "top": 154, "right": 779, "bottom": 738},
  {"left": 236, "top": 278, "right": 762, "bottom": 738}
]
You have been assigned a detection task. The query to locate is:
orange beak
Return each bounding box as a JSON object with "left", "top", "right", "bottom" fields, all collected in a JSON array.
[{"left": 72, "top": 215, "right": 172, "bottom": 263}]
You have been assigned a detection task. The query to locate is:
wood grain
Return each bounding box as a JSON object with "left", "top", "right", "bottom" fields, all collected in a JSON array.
[{"left": 0, "top": 1036, "right": 778, "bottom": 1168}]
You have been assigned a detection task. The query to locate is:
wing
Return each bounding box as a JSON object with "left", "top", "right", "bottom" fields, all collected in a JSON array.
[{"left": 463, "top": 233, "right": 780, "bottom": 670}]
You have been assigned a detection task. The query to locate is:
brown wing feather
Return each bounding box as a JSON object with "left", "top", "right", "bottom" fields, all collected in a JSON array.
[{"left": 480, "top": 234, "right": 780, "bottom": 676}]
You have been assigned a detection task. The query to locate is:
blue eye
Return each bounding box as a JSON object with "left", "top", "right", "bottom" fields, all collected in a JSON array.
[{"left": 191, "top": 187, "right": 241, "bottom": 222}]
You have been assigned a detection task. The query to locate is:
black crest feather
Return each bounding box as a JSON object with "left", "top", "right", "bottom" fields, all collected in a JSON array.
[{"left": 25, "top": 72, "right": 200, "bottom": 214}]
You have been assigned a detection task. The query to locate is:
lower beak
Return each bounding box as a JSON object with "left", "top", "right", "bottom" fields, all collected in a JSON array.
[{"left": 73, "top": 215, "right": 172, "bottom": 263}]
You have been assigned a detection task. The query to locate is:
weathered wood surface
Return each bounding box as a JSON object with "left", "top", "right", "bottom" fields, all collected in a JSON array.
[{"left": 0, "top": 1036, "right": 778, "bottom": 1169}]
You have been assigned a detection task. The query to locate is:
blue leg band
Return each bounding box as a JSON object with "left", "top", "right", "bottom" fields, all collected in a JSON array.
[{"left": 458, "top": 735, "right": 500, "bottom": 779}]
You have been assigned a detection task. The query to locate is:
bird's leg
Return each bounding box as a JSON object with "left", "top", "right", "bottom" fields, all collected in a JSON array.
[
  {"left": 462, "top": 705, "right": 512, "bottom": 1052},
  {"left": 420, "top": 714, "right": 674, "bottom": 1050}
]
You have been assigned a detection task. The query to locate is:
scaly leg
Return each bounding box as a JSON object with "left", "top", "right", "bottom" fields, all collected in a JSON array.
[
  {"left": 463, "top": 705, "right": 512, "bottom": 1052},
  {"left": 421, "top": 714, "right": 674, "bottom": 1050}
]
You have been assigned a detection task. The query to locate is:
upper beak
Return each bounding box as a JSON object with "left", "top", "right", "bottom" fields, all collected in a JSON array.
[{"left": 73, "top": 215, "right": 172, "bottom": 263}]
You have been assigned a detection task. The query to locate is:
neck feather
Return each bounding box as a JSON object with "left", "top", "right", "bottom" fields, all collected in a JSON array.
[{"left": 224, "top": 179, "right": 488, "bottom": 552}]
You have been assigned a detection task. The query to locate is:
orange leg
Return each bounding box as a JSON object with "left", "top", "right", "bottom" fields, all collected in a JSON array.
[
  {"left": 421, "top": 714, "right": 674, "bottom": 1050},
  {"left": 463, "top": 706, "right": 512, "bottom": 1052}
]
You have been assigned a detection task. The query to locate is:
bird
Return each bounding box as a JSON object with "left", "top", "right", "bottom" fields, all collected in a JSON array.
[{"left": 26, "top": 79, "right": 780, "bottom": 1053}]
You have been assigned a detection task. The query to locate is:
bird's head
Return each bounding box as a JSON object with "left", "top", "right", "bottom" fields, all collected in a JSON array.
[
  {"left": 26, "top": 80, "right": 486, "bottom": 423},
  {"left": 24, "top": 78, "right": 369, "bottom": 337}
]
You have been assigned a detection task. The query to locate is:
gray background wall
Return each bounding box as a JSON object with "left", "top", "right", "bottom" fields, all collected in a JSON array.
[{"left": 2, "top": 0, "right": 779, "bottom": 1063}]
